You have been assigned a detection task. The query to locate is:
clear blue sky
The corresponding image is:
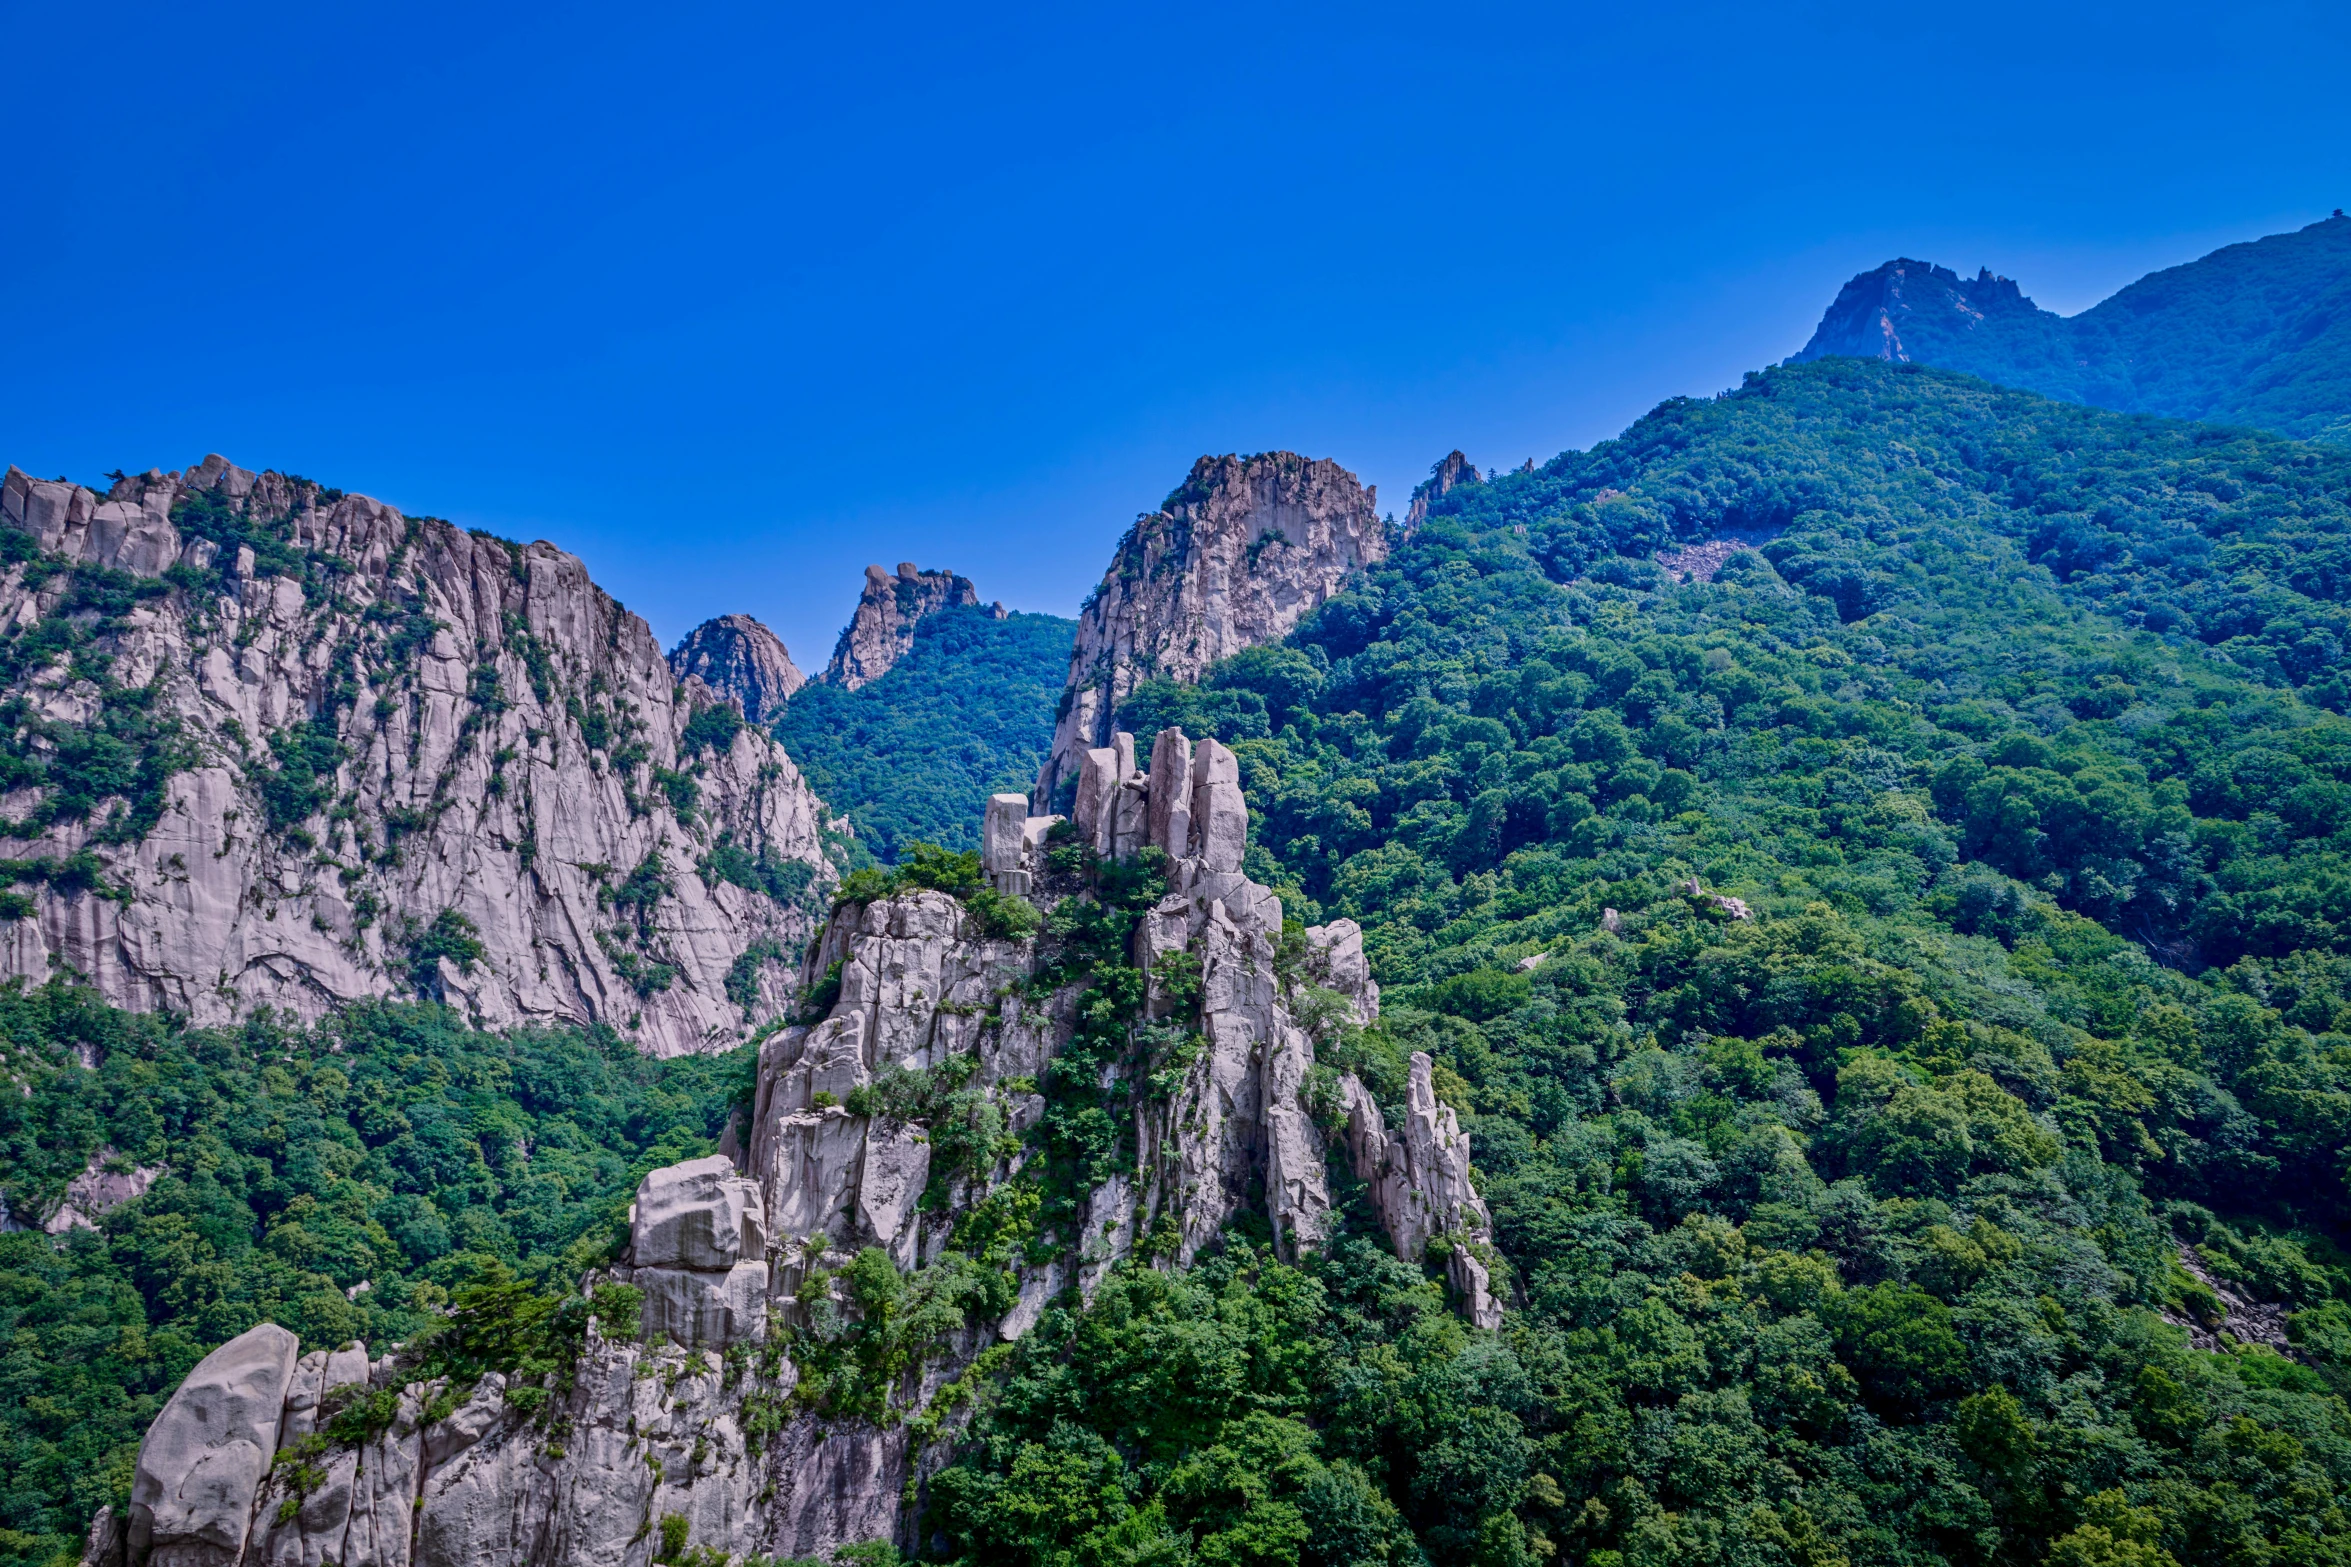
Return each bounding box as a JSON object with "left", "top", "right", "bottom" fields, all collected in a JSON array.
[{"left": 7, "top": 0, "right": 2346, "bottom": 664}]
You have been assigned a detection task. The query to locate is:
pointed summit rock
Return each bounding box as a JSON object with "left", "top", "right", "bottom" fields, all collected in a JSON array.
[
  {"left": 1034, "top": 453, "right": 1384, "bottom": 809},
  {"left": 668, "top": 613, "right": 805, "bottom": 723},
  {"left": 1792, "top": 257, "right": 2068, "bottom": 375},
  {"left": 822, "top": 562, "right": 1001, "bottom": 690},
  {"left": 1404, "top": 449, "right": 1478, "bottom": 536}
]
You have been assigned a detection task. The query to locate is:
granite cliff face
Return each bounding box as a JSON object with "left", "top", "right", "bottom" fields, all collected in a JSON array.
[
  {"left": 822, "top": 563, "right": 1002, "bottom": 690},
  {"left": 1033, "top": 454, "right": 1386, "bottom": 809},
  {"left": 665, "top": 614, "right": 804, "bottom": 724},
  {"left": 91, "top": 734, "right": 1494, "bottom": 1567},
  {"left": 0, "top": 458, "right": 836, "bottom": 1057}
]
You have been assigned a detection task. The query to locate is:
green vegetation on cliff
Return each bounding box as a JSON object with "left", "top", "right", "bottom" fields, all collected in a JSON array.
[
  {"left": 0, "top": 991, "right": 745, "bottom": 1566},
  {"left": 1798, "top": 214, "right": 2351, "bottom": 444},
  {"left": 929, "top": 360, "right": 2351, "bottom": 1567},
  {"left": 13, "top": 351, "right": 2351, "bottom": 1567},
  {"left": 776, "top": 606, "right": 1074, "bottom": 863}
]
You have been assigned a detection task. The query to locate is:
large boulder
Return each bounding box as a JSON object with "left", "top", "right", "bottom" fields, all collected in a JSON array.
[
  {"left": 631, "top": 1155, "right": 765, "bottom": 1269},
  {"left": 128, "top": 1322, "right": 300, "bottom": 1567},
  {"left": 628, "top": 1156, "right": 770, "bottom": 1348}
]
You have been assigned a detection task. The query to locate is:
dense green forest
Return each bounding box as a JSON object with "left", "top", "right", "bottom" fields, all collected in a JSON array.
[
  {"left": 1797, "top": 214, "right": 2351, "bottom": 445},
  {"left": 0, "top": 991, "right": 745, "bottom": 1567},
  {"left": 14, "top": 354, "right": 2351, "bottom": 1567},
  {"left": 925, "top": 360, "right": 2351, "bottom": 1566},
  {"left": 775, "top": 606, "right": 1074, "bottom": 862}
]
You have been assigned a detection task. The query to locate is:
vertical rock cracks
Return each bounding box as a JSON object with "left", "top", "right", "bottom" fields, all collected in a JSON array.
[
  {"left": 0, "top": 458, "right": 837, "bottom": 1057},
  {"left": 92, "top": 728, "right": 1497, "bottom": 1566},
  {"left": 1033, "top": 453, "right": 1387, "bottom": 810}
]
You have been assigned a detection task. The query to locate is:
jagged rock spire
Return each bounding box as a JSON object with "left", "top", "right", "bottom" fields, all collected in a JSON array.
[
  {"left": 822, "top": 562, "right": 1002, "bottom": 690},
  {"left": 98, "top": 736, "right": 1496, "bottom": 1567},
  {"left": 1404, "top": 449, "right": 1478, "bottom": 536},
  {"left": 1033, "top": 453, "right": 1385, "bottom": 810}
]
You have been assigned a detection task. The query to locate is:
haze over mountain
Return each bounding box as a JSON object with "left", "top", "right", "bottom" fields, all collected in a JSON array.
[{"left": 1796, "top": 212, "right": 2351, "bottom": 442}]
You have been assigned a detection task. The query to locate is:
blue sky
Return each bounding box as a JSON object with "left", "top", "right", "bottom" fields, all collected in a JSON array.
[{"left": 7, "top": 0, "right": 2346, "bottom": 664}]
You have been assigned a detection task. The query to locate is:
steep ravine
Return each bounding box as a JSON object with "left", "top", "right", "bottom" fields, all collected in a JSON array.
[
  {"left": 0, "top": 458, "right": 838, "bottom": 1057},
  {"left": 89, "top": 731, "right": 1496, "bottom": 1567}
]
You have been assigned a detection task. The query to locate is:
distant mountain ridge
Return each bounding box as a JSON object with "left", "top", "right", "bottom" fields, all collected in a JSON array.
[{"left": 1795, "top": 212, "right": 2351, "bottom": 443}]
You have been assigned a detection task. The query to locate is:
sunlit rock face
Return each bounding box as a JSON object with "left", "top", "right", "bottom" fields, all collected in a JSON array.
[
  {"left": 667, "top": 613, "right": 805, "bottom": 724},
  {"left": 821, "top": 562, "right": 1000, "bottom": 690},
  {"left": 1033, "top": 453, "right": 1385, "bottom": 810},
  {"left": 91, "top": 736, "right": 1496, "bottom": 1565},
  {"left": 0, "top": 458, "right": 837, "bottom": 1057}
]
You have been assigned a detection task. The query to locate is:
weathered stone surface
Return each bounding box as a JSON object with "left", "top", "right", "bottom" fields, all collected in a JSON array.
[
  {"left": 0, "top": 458, "right": 837, "bottom": 1057},
  {"left": 854, "top": 1123, "right": 932, "bottom": 1271},
  {"left": 1190, "top": 738, "right": 1247, "bottom": 873},
  {"left": 128, "top": 1322, "right": 298, "bottom": 1567},
  {"left": 1071, "top": 746, "right": 1120, "bottom": 855},
  {"left": 982, "top": 793, "right": 1028, "bottom": 885},
  {"left": 1449, "top": 1246, "right": 1504, "bottom": 1332},
  {"left": 1340, "top": 1053, "right": 1500, "bottom": 1327},
  {"left": 1146, "top": 728, "right": 1193, "bottom": 857},
  {"left": 631, "top": 1155, "right": 765, "bottom": 1270},
  {"left": 44, "top": 1146, "right": 163, "bottom": 1233},
  {"left": 1110, "top": 777, "right": 1149, "bottom": 862},
  {"left": 277, "top": 1345, "right": 371, "bottom": 1445},
  {"left": 105, "top": 737, "right": 1490, "bottom": 1566},
  {"left": 821, "top": 563, "right": 998, "bottom": 689},
  {"left": 635, "top": 1260, "right": 770, "bottom": 1347},
  {"left": 1299, "top": 918, "right": 1380, "bottom": 1025},
  {"left": 666, "top": 613, "right": 805, "bottom": 722},
  {"left": 1035, "top": 454, "right": 1386, "bottom": 808}
]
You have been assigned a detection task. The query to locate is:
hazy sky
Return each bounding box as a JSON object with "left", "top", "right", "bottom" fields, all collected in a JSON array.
[{"left": 7, "top": 0, "right": 2347, "bottom": 663}]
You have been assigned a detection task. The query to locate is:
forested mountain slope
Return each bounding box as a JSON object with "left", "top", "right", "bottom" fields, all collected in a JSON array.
[
  {"left": 1016, "top": 358, "right": 2351, "bottom": 1567},
  {"left": 773, "top": 605, "right": 1073, "bottom": 861},
  {"left": 18, "top": 359, "right": 2351, "bottom": 1567},
  {"left": 0, "top": 990, "right": 749, "bottom": 1567},
  {"left": 1796, "top": 213, "right": 2351, "bottom": 443}
]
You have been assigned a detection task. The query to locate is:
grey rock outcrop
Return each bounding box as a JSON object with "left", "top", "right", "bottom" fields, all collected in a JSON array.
[
  {"left": 97, "top": 743, "right": 1497, "bottom": 1564},
  {"left": 622, "top": 1155, "right": 770, "bottom": 1347},
  {"left": 1341, "top": 1052, "right": 1502, "bottom": 1328},
  {"left": 1034, "top": 454, "right": 1386, "bottom": 809},
  {"left": 127, "top": 1323, "right": 300, "bottom": 1567},
  {"left": 1404, "top": 450, "right": 1478, "bottom": 536},
  {"left": 44, "top": 1147, "right": 165, "bottom": 1233},
  {"left": 666, "top": 614, "right": 805, "bottom": 723},
  {"left": 821, "top": 563, "right": 1000, "bottom": 690},
  {"left": 1297, "top": 917, "right": 1379, "bottom": 1026},
  {"left": 0, "top": 459, "right": 837, "bottom": 1057}
]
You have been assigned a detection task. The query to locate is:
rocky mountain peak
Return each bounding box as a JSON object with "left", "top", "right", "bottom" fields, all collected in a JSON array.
[
  {"left": 1792, "top": 257, "right": 2055, "bottom": 366},
  {"left": 667, "top": 613, "right": 805, "bottom": 723},
  {"left": 0, "top": 455, "right": 838, "bottom": 1056},
  {"left": 821, "top": 562, "right": 1002, "bottom": 689},
  {"left": 1405, "top": 448, "right": 1479, "bottom": 535},
  {"left": 95, "top": 734, "right": 1492, "bottom": 1567},
  {"left": 1033, "top": 452, "right": 1385, "bottom": 808}
]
